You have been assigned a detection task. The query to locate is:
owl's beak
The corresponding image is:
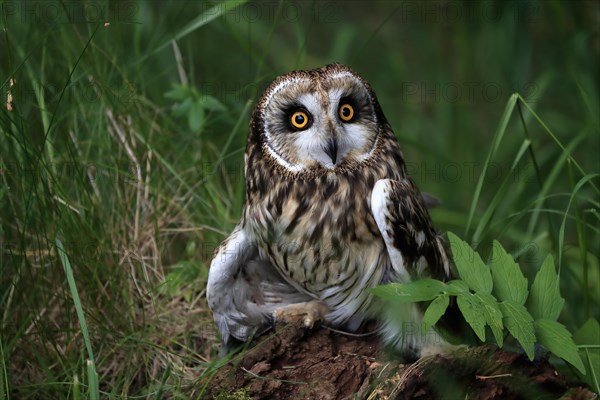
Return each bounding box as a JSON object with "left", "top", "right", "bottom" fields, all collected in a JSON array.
[{"left": 324, "top": 138, "right": 338, "bottom": 165}]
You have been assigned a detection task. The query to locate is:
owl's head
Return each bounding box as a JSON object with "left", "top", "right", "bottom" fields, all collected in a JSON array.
[{"left": 250, "top": 64, "right": 388, "bottom": 172}]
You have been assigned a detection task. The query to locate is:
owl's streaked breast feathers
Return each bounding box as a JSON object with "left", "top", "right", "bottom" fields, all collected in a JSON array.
[{"left": 206, "top": 63, "right": 453, "bottom": 357}]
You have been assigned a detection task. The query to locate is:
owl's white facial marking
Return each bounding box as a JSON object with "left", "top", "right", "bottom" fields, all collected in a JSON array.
[
  {"left": 262, "top": 142, "right": 305, "bottom": 173},
  {"left": 262, "top": 77, "right": 309, "bottom": 172}
]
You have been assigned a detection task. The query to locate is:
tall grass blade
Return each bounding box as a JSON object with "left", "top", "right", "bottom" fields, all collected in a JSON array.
[
  {"left": 556, "top": 173, "right": 600, "bottom": 275},
  {"left": 86, "top": 359, "right": 99, "bottom": 400},
  {"left": 584, "top": 349, "right": 600, "bottom": 394},
  {"left": 73, "top": 374, "right": 80, "bottom": 400},
  {"left": 465, "top": 93, "right": 518, "bottom": 241},
  {"left": 0, "top": 337, "right": 8, "bottom": 400},
  {"left": 517, "top": 94, "right": 599, "bottom": 195},
  {"left": 525, "top": 135, "right": 585, "bottom": 238},
  {"left": 148, "top": 0, "right": 249, "bottom": 58},
  {"left": 471, "top": 139, "right": 530, "bottom": 244},
  {"left": 568, "top": 162, "right": 590, "bottom": 320},
  {"left": 55, "top": 239, "right": 96, "bottom": 364}
]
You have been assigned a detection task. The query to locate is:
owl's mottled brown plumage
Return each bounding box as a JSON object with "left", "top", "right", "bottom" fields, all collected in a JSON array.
[{"left": 207, "top": 64, "right": 452, "bottom": 357}]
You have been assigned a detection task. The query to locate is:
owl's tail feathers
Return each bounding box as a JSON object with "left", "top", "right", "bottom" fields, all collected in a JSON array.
[
  {"left": 379, "top": 302, "right": 454, "bottom": 361},
  {"left": 378, "top": 295, "right": 478, "bottom": 362}
]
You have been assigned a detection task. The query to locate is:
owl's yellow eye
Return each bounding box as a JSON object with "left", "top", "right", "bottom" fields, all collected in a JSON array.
[
  {"left": 290, "top": 110, "right": 310, "bottom": 129},
  {"left": 339, "top": 103, "right": 355, "bottom": 122}
]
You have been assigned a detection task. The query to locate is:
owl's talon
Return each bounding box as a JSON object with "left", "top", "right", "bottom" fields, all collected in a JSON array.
[
  {"left": 302, "top": 324, "right": 313, "bottom": 337},
  {"left": 272, "top": 300, "right": 328, "bottom": 330}
]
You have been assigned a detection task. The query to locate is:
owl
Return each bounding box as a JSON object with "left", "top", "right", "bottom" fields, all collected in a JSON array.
[{"left": 206, "top": 63, "right": 452, "bottom": 358}]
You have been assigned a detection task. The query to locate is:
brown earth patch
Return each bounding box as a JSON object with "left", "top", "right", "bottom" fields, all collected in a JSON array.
[{"left": 203, "top": 323, "right": 595, "bottom": 400}]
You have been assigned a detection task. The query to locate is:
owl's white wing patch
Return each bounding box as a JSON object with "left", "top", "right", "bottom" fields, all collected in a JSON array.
[
  {"left": 207, "top": 224, "right": 312, "bottom": 347},
  {"left": 371, "top": 179, "right": 411, "bottom": 282},
  {"left": 370, "top": 179, "right": 452, "bottom": 281}
]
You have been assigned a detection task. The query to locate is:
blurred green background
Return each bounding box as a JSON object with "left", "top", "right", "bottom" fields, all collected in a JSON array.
[{"left": 1, "top": 0, "right": 598, "bottom": 398}]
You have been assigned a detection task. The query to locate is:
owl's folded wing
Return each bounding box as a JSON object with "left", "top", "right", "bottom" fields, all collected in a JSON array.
[{"left": 370, "top": 178, "right": 453, "bottom": 283}]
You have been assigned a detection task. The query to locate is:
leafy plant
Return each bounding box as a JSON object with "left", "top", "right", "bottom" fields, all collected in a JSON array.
[
  {"left": 372, "top": 231, "right": 586, "bottom": 375},
  {"left": 165, "top": 83, "right": 227, "bottom": 133}
]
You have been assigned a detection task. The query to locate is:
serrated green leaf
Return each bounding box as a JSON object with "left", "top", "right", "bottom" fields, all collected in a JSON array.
[
  {"left": 527, "top": 254, "right": 564, "bottom": 321},
  {"left": 447, "top": 232, "right": 492, "bottom": 293},
  {"left": 500, "top": 300, "right": 536, "bottom": 360},
  {"left": 457, "top": 293, "right": 486, "bottom": 341},
  {"left": 535, "top": 319, "right": 586, "bottom": 374},
  {"left": 370, "top": 279, "right": 447, "bottom": 302},
  {"left": 474, "top": 292, "right": 504, "bottom": 347},
  {"left": 445, "top": 279, "right": 470, "bottom": 295},
  {"left": 421, "top": 295, "right": 450, "bottom": 333},
  {"left": 490, "top": 241, "right": 528, "bottom": 305}
]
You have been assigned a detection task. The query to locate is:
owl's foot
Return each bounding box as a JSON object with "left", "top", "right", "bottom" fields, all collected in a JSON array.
[{"left": 272, "top": 299, "right": 328, "bottom": 329}]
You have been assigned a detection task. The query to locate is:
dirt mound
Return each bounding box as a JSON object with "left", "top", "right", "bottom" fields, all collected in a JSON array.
[{"left": 205, "top": 323, "right": 595, "bottom": 399}]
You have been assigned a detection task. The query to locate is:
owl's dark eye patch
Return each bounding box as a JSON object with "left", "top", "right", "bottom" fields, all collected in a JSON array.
[{"left": 285, "top": 106, "right": 313, "bottom": 131}]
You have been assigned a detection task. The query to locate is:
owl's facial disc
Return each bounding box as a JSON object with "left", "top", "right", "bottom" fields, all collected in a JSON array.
[{"left": 263, "top": 74, "right": 380, "bottom": 171}]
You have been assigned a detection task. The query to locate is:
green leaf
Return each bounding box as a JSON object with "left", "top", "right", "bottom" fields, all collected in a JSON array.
[
  {"left": 474, "top": 292, "right": 504, "bottom": 347},
  {"left": 445, "top": 279, "right": 470, "bottom": 295},
  {"left": 159, "top": 260, "right": 205, "bottom": 298},
  {"left": 490, "top": 240, "right": 528, "bottom": 305},
  {"left": 500, "top": 300, "right": 536, "bottom": 360},
  {"left": 457, "top": 293, "right": 486, "bottom": 341},
  {"left": 447, "top": 232, "right": 492, "bottom": 293},
  {"left": 573, "top": 318, "right": 600, "bottom": 393},
  {"left": 370, "top": 279, "right": 447, "bottom": 302},
  {"left": 583, "top": 349, "right": 600, "bottom": 395},
  {"left": 172, "top": 97, "right": 193, "bottom": 117},
  {"left": 201, "top": 95, "right": 227, "bottom": 111},
  {"left": 164, "top": 84, "right": 189, "bottom": 100},
  {"left": 535, "top": 319, "right": 586, "bottom": 374},
  {"left": 573, "top": 318, "right": 600, "bottom": 347},
  {"left": 421, "top": 295, "right": 450, "bottom": 333},
  {"left": 527, "top": 255, "right": 564, "bottom": 321},
  {"left": 189, "top": 102, "right": 205, "bottom": 132}
]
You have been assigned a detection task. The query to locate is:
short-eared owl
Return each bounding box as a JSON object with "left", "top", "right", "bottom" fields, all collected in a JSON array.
[{"left": 207, "top": 63, "right": 452, "bottom": 357}]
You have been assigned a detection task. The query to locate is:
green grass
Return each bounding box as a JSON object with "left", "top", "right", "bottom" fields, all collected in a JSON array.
[{"left": 1, "top": 0, "right": 599, "bottom": 398}]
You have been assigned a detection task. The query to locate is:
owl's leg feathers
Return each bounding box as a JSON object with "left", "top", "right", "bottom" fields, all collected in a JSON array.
[{"left": 272, "top": 299, "right": 328, "bottom": 329}]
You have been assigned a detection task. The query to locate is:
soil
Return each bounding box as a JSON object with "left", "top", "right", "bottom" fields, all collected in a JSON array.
[{"left": 204, "top": 323, "right": 596, "bottom": 400}]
